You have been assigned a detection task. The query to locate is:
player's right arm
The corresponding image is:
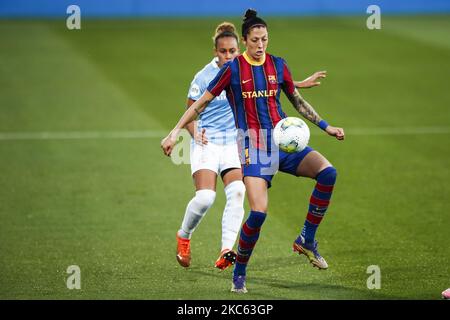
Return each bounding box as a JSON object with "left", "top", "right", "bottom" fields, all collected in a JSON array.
[
  {"left": 184, "top": 99, "right": 196, "bottom": 138},
  {"left": 161, "top": 91, "right": 214, "bottom": 156},
  {"left": 184, "top": 98, "right": 207, "bottom": 145},
  {"left": 161, "top": 62, "right": 231, "bottom": 156}
]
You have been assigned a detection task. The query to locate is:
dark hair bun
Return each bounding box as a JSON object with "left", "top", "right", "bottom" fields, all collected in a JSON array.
[
  {"left": 244, "top": 9, "right": 257, "bottom": 21},
  {"left": 241, "top": 8, "right": 267, "bottom": 38}
]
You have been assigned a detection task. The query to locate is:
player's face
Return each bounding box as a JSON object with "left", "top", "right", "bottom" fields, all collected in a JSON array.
[
  {"left": 244, "top": 27, "right": 268, "bottom": 61},
  {"left": 215, "top": 37, "right": 239, "bottom": 68}
]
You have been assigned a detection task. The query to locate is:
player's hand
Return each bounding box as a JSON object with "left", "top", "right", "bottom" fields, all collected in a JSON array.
[
  {"left": 325, "top": 125, "right": 345, "bottom": 140},
  {"left": 296, "top": 71, "right": 327, "bottom": 89},
  {"left": 194, "top": 128, "right": 208, "bottom": 145},
  {"left": 161, "top": 133, "right": 177, "bottom": 157}
]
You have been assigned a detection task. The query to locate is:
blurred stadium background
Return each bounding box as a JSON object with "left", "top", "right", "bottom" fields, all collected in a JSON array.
[{"left": 0, "top": 0, "right": 449, "bottom": 299}]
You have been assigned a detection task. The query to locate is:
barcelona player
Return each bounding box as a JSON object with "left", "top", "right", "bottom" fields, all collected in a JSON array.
[
  {"left": 163, "top": 10, "right": 343, "bottom": 292},
  {"left": 176, "top": 21, "right": 327, "bottom": 272}
]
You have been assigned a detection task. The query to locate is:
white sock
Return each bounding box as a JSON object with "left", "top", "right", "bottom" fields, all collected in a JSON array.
[
  {"left": 178, "top": 189, "right": 216, "bottom": 239},
  {"left": 221, "top": 180, "right": 246, "bottom": 251}
]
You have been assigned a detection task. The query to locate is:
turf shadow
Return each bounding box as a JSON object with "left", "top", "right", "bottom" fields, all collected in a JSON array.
[{"left": 188, "top": 269, "right": 400, "bottom": 300}]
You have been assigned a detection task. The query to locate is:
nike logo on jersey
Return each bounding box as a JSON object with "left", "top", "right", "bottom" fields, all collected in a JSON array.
[{"left": 242, "top": 79, "right": 252, "bottom": 84}]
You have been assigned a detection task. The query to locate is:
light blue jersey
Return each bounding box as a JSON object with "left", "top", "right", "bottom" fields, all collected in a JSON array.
[{"left": 187, "top": 58, "right": 237, "bottom": 145}]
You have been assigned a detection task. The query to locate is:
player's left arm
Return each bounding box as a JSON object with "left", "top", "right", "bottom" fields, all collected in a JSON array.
[
  {"left": 284, "top": 88, "right": 344, "bottom": 140},
  {"left": 281, "top": 60, "right": 344, "bottom": 140},
  {"left": 294, "top": 71, "right": 327, "bottom": 89}
]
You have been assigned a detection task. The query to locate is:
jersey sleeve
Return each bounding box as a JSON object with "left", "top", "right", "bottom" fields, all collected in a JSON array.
[
  {"left": 207, "top": 63, "right": 231, "bottom": 96},
  {"left": 187, "top": 74, "right": 204, "bottom": 101},
  {"left": 281, "top": 59, "right": 296, "bottom": 95}
]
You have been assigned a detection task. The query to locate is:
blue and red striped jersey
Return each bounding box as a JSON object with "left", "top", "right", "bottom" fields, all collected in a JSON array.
[{"left": 207, "top": 51, "right": 295, "bottom": 149}]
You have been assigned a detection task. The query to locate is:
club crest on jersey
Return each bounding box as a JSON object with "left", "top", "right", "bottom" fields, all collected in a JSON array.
[
  {"left": 189, "top": 83, "right": 200, "bottom": 97},
  {"left": 268, "top": 75, "right": 277, "bottom": 84}
]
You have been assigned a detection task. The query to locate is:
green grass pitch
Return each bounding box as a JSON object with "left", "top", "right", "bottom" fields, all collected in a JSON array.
[{"left": 0, "top": 16, "right": 449, "bottom": 299}]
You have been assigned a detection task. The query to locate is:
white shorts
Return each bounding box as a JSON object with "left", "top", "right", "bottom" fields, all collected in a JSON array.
[{"left": 190, "top": 141, "right": 242, "bottom": 175}]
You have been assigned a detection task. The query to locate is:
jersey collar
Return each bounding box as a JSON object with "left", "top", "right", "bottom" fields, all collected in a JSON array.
[
  {"left": 243, "top": 51, "right": 266, "bottom": 66},
  {"left": 211, "top": 57, "right": 220, "bottom": 69}
]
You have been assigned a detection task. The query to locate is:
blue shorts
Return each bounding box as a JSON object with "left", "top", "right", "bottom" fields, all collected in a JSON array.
[{"left": 241, "top": 146, "right": 314, "bottom": 188}]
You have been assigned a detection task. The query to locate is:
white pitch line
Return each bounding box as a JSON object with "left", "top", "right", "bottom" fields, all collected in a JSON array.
[
  {"left": 344, "top": 127, "right": 450, "bottom": 136},
  {"left": 0, "top": 131, "right": 168, "bottom": 141},
  {"left": 0, "top": 127, "right": 449, "bottom": 141}
]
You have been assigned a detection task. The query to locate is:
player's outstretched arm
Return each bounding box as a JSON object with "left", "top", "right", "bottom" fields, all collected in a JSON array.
[
  {"left": 294, "top": 71, "right": 327, "bottom": 89},
  {"left": 184, "top": 99, "right": 208, "bottom": 145},
  {"left": 285, "top": 88, "right": 345, "bottom": 141},
  {"left": 161, "top": 91, "right": 214, "bottom": 156}
]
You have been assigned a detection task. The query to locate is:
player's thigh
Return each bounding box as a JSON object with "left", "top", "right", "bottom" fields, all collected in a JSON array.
[
  {"left": 243, "top": 176, "right": 268, "bottom": 213},
  {"left": 193, "top": 169, "right": 218, "bottom": 191},
  {"left": 295, "top": 151, "right": 332, "bottom": 179},
  {"left": 190, "top": 142, "right": 220, "bottom": 190},
  {"left": 219, "top": 143, "right": 243, "bottom": 187},
  {"left": 221, "top": 168, "right": 243, "bottom": 187}
]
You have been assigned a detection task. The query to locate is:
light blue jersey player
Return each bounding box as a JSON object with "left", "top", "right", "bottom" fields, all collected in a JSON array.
[
  {"left": 176, "top": 22, "right": 246, "bottom": 271},
  {"left": 187, "top": 57, "right": 237, "bottom": 146}
]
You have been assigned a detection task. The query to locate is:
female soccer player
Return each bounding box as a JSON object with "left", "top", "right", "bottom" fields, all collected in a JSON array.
[
  {"left": 175, "top": 22, "right": 245, "bottom": 271},
  {"left": 171, "top": 16, "right": 335, "bottom": 283}
]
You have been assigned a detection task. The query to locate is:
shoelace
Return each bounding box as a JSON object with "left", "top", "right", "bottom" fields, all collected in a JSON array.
[
  {"left": 179, "top": 239, "right": 190, "bottom": 254},
  {"left": 298, "top": 236, "right": 323, "bottom": 259},
  {"left": 233, "top": 276, "right": 245, "bottom": 288},
  {"left": 310, "top": 241, "right": 322, "bottom": 259}
]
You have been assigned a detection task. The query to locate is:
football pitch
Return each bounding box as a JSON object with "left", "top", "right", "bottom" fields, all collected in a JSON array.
[{"left": 0, "top": 16, "right": 449, "bottom": 300}]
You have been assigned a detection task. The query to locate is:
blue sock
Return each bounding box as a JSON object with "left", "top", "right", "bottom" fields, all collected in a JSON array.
[
  {"left": 234, "top": 211, "right": 267, "bottom": 276},
  {"left": 301, "top": 167, "right": 337, "bottom": 244}
]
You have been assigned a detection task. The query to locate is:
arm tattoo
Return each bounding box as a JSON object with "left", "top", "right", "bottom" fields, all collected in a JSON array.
[
  {"left": 189, "top": 99, "right": 211, "bottom": 123},
  {"left": 286, "top": 89, "right": 322, "bottom": 125},
  {"left": 195, "top": 99, "right": 211, "bottom": 116}
]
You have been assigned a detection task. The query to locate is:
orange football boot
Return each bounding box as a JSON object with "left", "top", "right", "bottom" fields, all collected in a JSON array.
[
  {"left": 214, "top": 249, "right": 237, "bottom": 270},
  {"left": 176, "top": 233, "right": 191, "bottom": 267}
]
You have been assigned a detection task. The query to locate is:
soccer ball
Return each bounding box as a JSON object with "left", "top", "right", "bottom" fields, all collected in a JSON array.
[{"left": 273, "top": 117, "right": 310, "bottom": 153}]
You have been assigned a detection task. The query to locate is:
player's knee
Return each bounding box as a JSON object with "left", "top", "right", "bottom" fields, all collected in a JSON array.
[
  {"left": 317, "top": 166, "right": 337, "bottom": 185},
  {"left": 249, "top": 201, "right": 268, "bottom": 213},
  {"left": 224, "top": 180, "right": 246, "bottom": 204},
  {"left": 194, "top": 189, "right": 216, "bottom": 212},
  {"left": 251, "top": 206, "right": 268, "bottom": 213}
]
